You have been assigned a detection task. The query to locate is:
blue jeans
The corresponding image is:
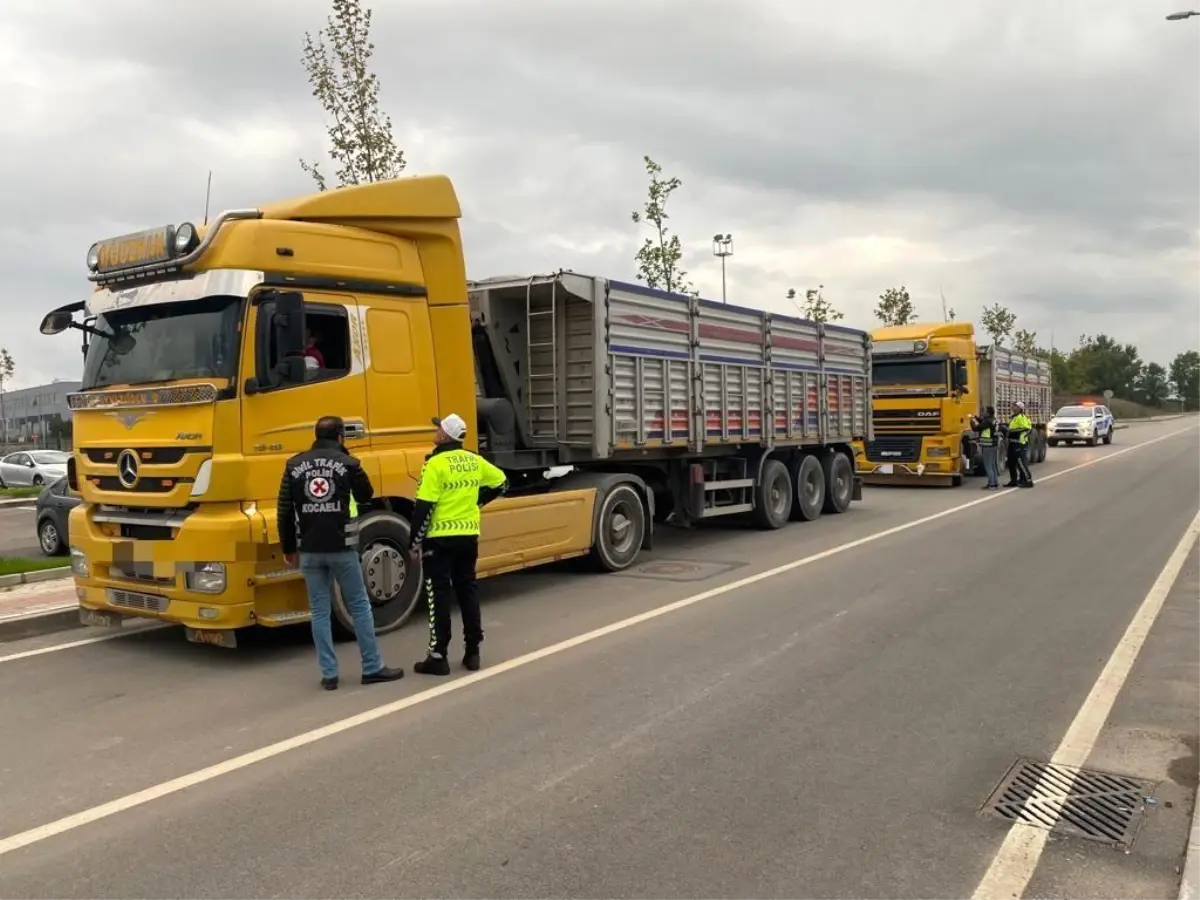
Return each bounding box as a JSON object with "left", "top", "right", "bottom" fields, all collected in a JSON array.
[
  {"left": 299, "top": 550, "right": 383, "bottom": 679},
  {"left": 981, "top": 444, "right": 1000, "bottom": 487}
]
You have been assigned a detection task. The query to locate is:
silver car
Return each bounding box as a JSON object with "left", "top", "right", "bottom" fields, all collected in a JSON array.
[{"left": 0, "top": 450, "right": 70, "bottom": 488}]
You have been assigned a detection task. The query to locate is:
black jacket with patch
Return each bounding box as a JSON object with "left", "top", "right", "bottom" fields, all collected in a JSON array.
[{"left": 277, "top": 439, "right": 374, "bottom": 555}]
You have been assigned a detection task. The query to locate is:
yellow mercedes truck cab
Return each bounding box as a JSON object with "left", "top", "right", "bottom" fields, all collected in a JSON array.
[{"left": 44, "top": 176, "right": 871, "bottom": 648}]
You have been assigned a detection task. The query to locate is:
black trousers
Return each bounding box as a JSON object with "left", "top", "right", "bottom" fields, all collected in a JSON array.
[
  {"left": 1006, "top": 442, "right": 1033, "bottom": 485},
  {"left": 421, "top": 536, "right": 482, "bottom": 657}
]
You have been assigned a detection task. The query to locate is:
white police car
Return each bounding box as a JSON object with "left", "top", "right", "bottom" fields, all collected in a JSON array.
[{"left": 1046, "top": 403, "right": 1114, "bottom": 447}]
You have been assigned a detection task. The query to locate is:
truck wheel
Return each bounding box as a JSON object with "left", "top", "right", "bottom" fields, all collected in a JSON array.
[
  {"left": 752, "top": 459, "right": 793, "bottom": 529},
  {"left": 820, "top": 452, "right": 853, "bottom": 514},
  {"left": 589, "top": 483, "right": 645, "bottom": 572},
  {"left": 1037, "top": 441, "right": 1047, "bottom": 463},
  {"left": 332, "top": 513, "right": 422, "bottom": 640},
  {"left": 789, "top": 455, "right": 825, "bottom": 522}
]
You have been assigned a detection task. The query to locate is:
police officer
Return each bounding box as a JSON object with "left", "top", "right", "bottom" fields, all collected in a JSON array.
[
  {"left": 408, "top": 413, "right": 508, "bottom": 676},
  {"left": 278, "top": 415, "right": 405, "bottom": 690},
  {"left": 1005, "top": 401, "right": 1035, "bottom": 488},
  {"left": 972, "top": 404, "right": 1001, "bottom": 490}
]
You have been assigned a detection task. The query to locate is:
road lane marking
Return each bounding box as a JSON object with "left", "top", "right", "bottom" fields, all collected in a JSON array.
[
  {"left": 971, "top": 510, "right": 1200, "bottom": 900},
  {"left": 0, "top": 425, "right": 1193, "bottom": 856},
  {"left": 0, "top": 624, "right": 170, "bottom": 664}
]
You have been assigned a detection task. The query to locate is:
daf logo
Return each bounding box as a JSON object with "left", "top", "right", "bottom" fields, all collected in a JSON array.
[
  {"left": 915, "top": 410, "right": 938, "bottom": 418},
  {"left": 116, "top": 450, "right": 140, "bottom": 489},
  {"left": 880, "top": 451, "right": 902, "bottom": 457},
  {"left": 106, "top": 410, "right": 150, "bottom": 430}
]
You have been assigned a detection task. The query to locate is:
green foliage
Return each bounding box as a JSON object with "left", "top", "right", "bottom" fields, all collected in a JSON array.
[
  {"left": 0, "top": 348, "right": 13, "bottom": 443},
  {"left": 1012, "top": 328, "right": 1039, "bottom": 356},
  {"left": 980, "top": 303, "right": 1017, "bottom": 346},
  {"left": 1169, "top": 350, "right": 1200, "bottom": 410},
  {"left": 299, "top": 0, "right": 405, "bottom": 191},
  {"left": 875, "top": 286, "right": 916, "bottom": 326},
  {"left": 631, "top": 156, "right": 691, "bottom": 295},
  {"left": 1135, "top": 362, "right": 1170, "bottom": 407},
  {"left": 788, "top": 286, "right": 844, "bottom": 323}
]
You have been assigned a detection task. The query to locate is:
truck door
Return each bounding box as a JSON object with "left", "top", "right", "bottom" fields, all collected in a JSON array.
[{"left": 241, "top": 292, "right": 370, "bottom": 510}]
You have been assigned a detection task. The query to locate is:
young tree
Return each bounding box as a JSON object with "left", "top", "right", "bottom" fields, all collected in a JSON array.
[
  {"left": 875, "top": 286, "right": 916, "bottom": 326},
  {"left": 0, "top": 348, "right": 13, "bottom": 444},
  {"left": 631, "top": 156, "right": 692, "bottom": 295},
  {"left": 1013, "top": 328, "right": 1039, "bottom": 356},
  {"left": 788, "top": 286, "right": 844, "bottom": 323},
  {"left": 1169, "top": 350, "right": 1200, "bottom": 410},
  {"left": 980, "top": 302, "right": 1017, "bottom": 346},
  {"left": 299, "top": 0, "right": 405, "bottom": 191}
]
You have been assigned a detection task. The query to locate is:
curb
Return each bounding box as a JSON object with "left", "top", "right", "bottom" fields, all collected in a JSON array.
[
  {"left": 0, "top": 567, "right": 72, "bottom": 589},
  {"left": 1181, "top": 786, "right": 1200, "bottom": 900},
  {"left": 0, "top": 605, "right": 80, "bottom": 643},
  {"left": 0, "top": 496, "right": 41, "bottom": 508}
]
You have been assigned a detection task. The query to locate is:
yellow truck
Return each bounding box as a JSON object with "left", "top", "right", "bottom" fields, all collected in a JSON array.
[
  {"left": 854, "top": 321, "right": 1050, "bottom": 487},
  {"left": 41, "top": 176, "right": 871, "bottom": 647}
]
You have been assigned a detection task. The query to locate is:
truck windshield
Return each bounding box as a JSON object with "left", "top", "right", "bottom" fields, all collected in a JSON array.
[
  {"left": 872, "top": 359, "right": 948, "bottom": 389},
  {"left": 81, "top": 295, "right": 243, "bottom": 390}
]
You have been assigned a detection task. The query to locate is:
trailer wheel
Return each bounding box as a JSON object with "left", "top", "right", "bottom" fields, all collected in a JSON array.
[
  {"left": 589, "top": 483, "right": 645, "bottom": 572},
  {"left": 820, "top": 452, "right": 853, "bottom": 514},
  {"left": 789, "top": 455, "right": 825, "bottom": 522},
  {"left": 332, "top": 513, "right": 423, "bottom": 640},
  {"left": 751, "top": 459, "right": 793, "bottom": 530}
]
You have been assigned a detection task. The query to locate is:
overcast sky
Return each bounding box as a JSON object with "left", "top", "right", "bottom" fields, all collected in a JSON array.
[{"left": 1, "top": 0, "right": 1197, "bottom": 388}]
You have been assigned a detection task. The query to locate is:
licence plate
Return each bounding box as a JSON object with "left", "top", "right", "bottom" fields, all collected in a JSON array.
[{"left": 877, "top": 464, "right": 894, "bottom": 475}]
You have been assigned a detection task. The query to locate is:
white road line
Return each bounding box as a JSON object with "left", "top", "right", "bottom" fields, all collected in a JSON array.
[
  {"left": 0, "top": 425, "right": 1193, "bottom": 857},
  {"left": 972, "top": 510, "right": 1200, "bottom": 900},
  {"left": 0, "top": 624, "right": 170, "bottom": 664}
]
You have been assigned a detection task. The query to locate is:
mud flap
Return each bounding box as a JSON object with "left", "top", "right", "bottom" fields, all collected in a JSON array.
[
  {"left": 852, "top": 477, "right": 864, "bottom": 502},
  {"left": 80, "top": 608, "right": 126, "bottom": 628},
  {"left": 186, "top": 627, "right": 238, "bottom": 649}
]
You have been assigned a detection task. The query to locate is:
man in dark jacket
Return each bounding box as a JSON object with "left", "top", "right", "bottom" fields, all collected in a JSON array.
[
  {"left": 278, "top": 416, "right": 404, "bottom": 690},
  {"left": 971, "top": 405, "right": 1001, "bottom": 490}
]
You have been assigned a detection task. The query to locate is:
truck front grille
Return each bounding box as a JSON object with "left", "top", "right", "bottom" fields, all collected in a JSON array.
[
  {"left": 866, "top": 435, "right": 923, "bottom": 463},
  {"left": 106, "top": 588, "right": 169, "bottom": 613},
  {"left": 872, "top": 408, "right": 941, "bottom": 435}
]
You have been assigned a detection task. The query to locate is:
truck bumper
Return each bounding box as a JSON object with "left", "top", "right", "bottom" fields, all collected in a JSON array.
[
  {"left": 69, "top": 501, "right": 306, "bottom": 638},
  {"left": 855, "top": 460, "right": 960, "bottom": 487}
]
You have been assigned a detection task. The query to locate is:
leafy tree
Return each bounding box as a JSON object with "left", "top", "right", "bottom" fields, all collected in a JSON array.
[
  {"left": 875, "top": 286, "right": 916, "bottom": 326},
  {"left": 1170, "top": 350, "right": 1200, "bottom": 410},
  {"left": 1135, "top": 362, "right": 1170, "bottom": 407},
  {"left": 1013, "top": 328, "right": 1039, "bottom": 356},
  {"left": 980, "top": 302, "right": 1017, "bottom": 346},
  {"left": 631, "top": 156, "right": 692, "bottom": 295},
  {"left": 1071, "top": 334, "right": 1143, "bottom": 398},
  {"left": 788, "top": 285, "right": 844, "bottom": 323},
  {"left": 0, "top": 348, "right": 13, "bottom": 444},
  {"left": 299, "top": 0, "right": 405, "bottom": 191}
]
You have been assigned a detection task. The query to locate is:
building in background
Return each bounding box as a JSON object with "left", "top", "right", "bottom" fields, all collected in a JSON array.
[{"left": 0, "top": 379, "right": 81, "bottom": 446}]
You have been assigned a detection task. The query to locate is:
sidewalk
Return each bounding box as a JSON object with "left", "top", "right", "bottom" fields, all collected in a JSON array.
[{"left": 0, "top": 578, "right": 81, "bottom": 642}]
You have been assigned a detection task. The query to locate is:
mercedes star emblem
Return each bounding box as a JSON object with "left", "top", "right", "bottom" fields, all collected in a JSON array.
[{"left": 117, "top": 449, "right": 140, "bottom": 488}]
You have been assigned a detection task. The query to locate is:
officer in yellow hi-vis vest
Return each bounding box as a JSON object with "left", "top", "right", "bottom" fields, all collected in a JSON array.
[
  {"left": 1005, "top": 401, "right": 1035, "bottom": 488},
  {"left": 408, "top": 413, "right": 508, "bottom": 676}
]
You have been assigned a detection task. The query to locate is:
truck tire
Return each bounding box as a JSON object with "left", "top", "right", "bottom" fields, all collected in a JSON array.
[
  {"left": 752, "top": 459, "right": 793, "bottom": 529},
  {"left": 332, "top": 512, "right": 423, "bottom": 640},
  {"left": 820, "top": 452, "right": 853, "bottom": 514},
  {"left": 788, "top": 455, "right": 825, "bottom": 522},
  {"left": 589, "top": 483, "right": 645, "bottom": 572}
]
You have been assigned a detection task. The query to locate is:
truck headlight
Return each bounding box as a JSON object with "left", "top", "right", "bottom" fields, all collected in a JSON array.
[
  {"left": 186, "top": 562, "right": 226, "bottom": 594},
  {"left": 927, "top": 446, "right": 951, "bottom": 457},
  {"left": 69, "top": 547, "right": 89, "bottom": 578}
]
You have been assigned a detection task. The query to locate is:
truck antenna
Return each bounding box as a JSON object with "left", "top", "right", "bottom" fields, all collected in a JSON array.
[{"left": 203, "top": 170, "right": 213, "bottom": 226}]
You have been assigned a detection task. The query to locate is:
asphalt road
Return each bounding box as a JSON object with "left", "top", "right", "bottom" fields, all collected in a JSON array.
[
  {"left": 0, "top": 419, "right": 1196, "bottom": 899},
  {"left": 0, "top": 503, "right": 42, "bottom": 559}
]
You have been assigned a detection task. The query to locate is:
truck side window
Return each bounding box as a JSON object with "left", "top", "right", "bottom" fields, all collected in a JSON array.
[{"left": 263, "top": 300, "right": 351, "bottom": 388}]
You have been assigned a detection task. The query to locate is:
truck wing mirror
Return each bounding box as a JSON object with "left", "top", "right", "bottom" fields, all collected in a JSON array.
[
  {"left": 272, "top": 291, "right": 307, "bottom": 384},
  {"left": 39, "top": 310, "right": 73, "bottom": 335}
]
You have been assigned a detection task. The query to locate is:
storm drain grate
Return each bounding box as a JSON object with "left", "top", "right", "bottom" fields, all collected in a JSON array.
[{"left": 981, "top": 758, "right": 1157, "bottom": 849}]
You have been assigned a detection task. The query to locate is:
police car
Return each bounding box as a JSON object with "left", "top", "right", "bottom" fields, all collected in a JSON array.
[{"left": 1046, "top": 403, "right": 1114, "bottom": 447}]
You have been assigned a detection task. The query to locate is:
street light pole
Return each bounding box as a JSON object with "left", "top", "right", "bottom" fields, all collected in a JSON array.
[
  {"left": 1166, "top": 10, "right": 1199, "bottom": 19},
  {"left": 712, "top": 234, "right": 733, "bottom": 304}
]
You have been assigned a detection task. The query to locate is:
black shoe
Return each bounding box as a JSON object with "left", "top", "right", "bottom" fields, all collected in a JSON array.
[
  {"left": 321, "top": 676, "right": 339, "bottom": 691},
  {"left": 463, "top": 649, "right": 481, "bottom": 672},
  {"left": 361, "top": 666, "right": 405, "bottom": 684},
  {"left": 414, "top": 655, "right": 451, "bottom": 676},
  {"left": 1019, "top": 482, "right": 1034, "bottom": 488},
  {"left": 1004, "top": 482, "right": 1019, "bottom": 488}
]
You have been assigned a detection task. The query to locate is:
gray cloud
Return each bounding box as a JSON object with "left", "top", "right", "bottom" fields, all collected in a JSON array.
[{"left": 0, "top": 0, "right": 1196, "bottom": 387}]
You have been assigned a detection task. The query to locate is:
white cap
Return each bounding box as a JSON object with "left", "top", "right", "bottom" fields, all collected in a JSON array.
[
  {"left": 433, "top": 413, "right": 467, "bottom": 441},
  {"left": 1014, "top": 401, "right": 1025, "bottom": 410}
]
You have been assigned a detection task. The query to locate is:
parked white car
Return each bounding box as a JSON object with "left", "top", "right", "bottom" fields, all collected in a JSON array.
[
  {"left": 1046, "top": 404, "right": 1114, "bottom": 447},
  {"left": 0, "top": 450, "right": 70, "bottom": 488}
]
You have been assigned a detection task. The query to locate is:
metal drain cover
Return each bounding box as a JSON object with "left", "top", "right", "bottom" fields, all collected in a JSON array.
[
  {"left": 981, "top": 758, "right": 1157, "bottom": 849},
  {"left": 614, "top": 558, "right": 743, "bottom": 583}
]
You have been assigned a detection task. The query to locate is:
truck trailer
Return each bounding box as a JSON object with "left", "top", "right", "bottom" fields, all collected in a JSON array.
[
  {"left": 40, "top": 175, "right": 872, "bottom": 647},
  {"left": 854, "top": 321, "right": 1050, "bottom": 486}
]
